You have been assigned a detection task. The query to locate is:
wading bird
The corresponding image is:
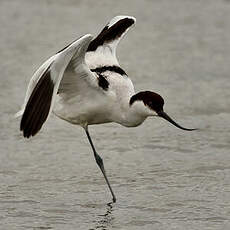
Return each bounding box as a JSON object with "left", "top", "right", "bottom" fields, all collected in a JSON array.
[{"left": 17, "top": 16, "right": 196, "bottom": 203}]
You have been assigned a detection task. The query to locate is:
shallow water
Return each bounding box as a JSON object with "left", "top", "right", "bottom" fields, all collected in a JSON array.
[{"left": 1, "top": 0, "right": 230, "bottom": 229}]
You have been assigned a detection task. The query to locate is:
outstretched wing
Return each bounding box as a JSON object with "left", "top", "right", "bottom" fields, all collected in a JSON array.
[
  {"left": 17, "top": 34, "right": 93, "bottom": 138},
  {"left": 86, "top": 15, "right": 136, "bottom": 69},
  {"left": 57, "top": 16, "right": 136, "bottom": 106}
]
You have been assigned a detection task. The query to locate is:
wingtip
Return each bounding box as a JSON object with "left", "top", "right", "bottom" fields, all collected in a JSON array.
[
  {"left": 67, "top": 34, "right": 93, "bottom": 53},
  {"left": 80, "top": 34, "right": 94, "bottom": 46},
  {"left": 78, "top": 34, "right": 94, "bottom": 44},
  {"left": 15, "top": 109, "right": 24, "bottom": 118},
  {"left": 108, "top": 15, "right": 136, "bottom": 28},
  {"left": 87, "top": 16, "right": 135, "bottom": 52},
  {"left": 83, "top": 33, "right": 94, "bottom": 40},
  {"left": 56, "top": 34, "right": 93, "bottom": 55}
]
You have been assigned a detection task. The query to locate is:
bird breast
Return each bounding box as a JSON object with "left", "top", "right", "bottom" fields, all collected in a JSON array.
[{"left": 53, "top": 72, "right": 136, "bottom": 127}]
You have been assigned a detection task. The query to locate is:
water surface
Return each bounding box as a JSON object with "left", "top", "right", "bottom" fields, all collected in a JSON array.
[{"left": 0, "top": 0, "right": 230, "bottom": 229}]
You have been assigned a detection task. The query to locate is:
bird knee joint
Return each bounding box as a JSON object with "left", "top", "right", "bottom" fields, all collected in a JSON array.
[{"left": 96, "top": 155, "right": 103, "bottom": 166}]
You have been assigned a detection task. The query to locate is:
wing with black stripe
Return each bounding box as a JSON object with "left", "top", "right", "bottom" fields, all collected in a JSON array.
[{"left": 17, "top": 34, "right": 93, "bottom": 138}]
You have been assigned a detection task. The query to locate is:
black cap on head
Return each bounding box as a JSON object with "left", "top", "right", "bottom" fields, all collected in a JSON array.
[{"left": 130, "top": 91, "right": 164, "bottom": 112}]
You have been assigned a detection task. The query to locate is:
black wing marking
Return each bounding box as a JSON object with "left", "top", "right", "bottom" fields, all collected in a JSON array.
[
  {"left": 87, "top": 17, "right": 135, "bottom": 52},
  {"left": 91, "top": 65, "right": 127, "bottom": 76},
  {"left": 97, "top": 74, "right": 109, "bottom": 91},
  {"left": 20, "top": 64, "right": 54, "bottom": 138}
]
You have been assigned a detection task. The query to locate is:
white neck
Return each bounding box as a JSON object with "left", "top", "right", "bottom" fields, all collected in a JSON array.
[{"left": 116, "top": 99, "right": 156, "bottom": 127}]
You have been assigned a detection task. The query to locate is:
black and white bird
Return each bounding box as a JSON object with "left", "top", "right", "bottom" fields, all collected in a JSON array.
[{"left": 16, "top": 16, "right": 196, "bottom": 203}]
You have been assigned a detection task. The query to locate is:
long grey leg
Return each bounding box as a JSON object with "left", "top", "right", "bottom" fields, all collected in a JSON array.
[{"left": 85, "top": 126, "right": 116, "bottom": 203}]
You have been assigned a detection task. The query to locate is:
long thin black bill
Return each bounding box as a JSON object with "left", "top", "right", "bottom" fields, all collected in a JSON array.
[{"left": 157, "top": 111, "right": 196, "bottom": 131}]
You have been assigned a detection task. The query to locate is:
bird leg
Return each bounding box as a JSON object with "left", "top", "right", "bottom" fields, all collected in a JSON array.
[{"left": 85, "top": 127, "right": 116, "bottom": 203}]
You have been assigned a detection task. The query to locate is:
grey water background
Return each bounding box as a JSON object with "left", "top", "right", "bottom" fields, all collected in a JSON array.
[{"left": 0, "top": 0, "right": 230, "bottom": 229}]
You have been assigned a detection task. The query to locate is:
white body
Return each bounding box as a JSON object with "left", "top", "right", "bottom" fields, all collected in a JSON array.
[{"left": 53, "top": 71, "right": 138, "bottom": 127}]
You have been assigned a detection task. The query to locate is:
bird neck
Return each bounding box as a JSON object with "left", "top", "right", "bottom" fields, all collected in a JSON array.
[{"left": 116, "top": 94, "right": 151, "bottom": 127}]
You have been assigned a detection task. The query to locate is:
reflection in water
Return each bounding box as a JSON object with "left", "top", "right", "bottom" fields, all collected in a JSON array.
[{"left": 92, "top": 203, "right": 114, "bottom": 230}]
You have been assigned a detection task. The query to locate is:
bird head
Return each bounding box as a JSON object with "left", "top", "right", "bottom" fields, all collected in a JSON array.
[{"left": 129, "top": 91, "right": 196, "bottom": 131}]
